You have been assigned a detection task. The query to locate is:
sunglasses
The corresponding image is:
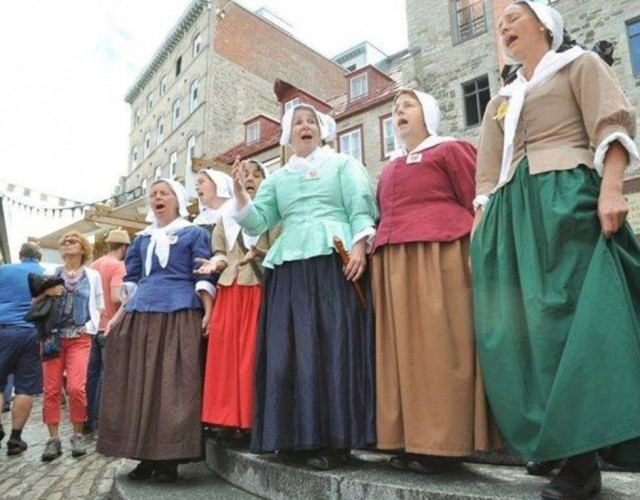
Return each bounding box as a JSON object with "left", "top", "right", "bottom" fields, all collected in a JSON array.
[{"left": 60, "top": 238, "right": 80, "bottom": 247}]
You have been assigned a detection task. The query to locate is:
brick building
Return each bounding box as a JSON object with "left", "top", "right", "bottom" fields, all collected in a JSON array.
[{"left": 123, "top": 0, "right": 345, "bottom": 196}]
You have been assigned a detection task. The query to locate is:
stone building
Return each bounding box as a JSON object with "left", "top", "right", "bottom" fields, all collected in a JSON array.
[
  {"left": 123, "top": 0, "right": 346, "bottom": 196},
  {"left": 403, "top": 0, "right": 640, "bottom": 146}
]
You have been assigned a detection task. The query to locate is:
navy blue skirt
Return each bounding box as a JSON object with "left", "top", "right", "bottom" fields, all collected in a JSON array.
[{"left": 250, "top": 254, "right": 376, "bottom": 452}]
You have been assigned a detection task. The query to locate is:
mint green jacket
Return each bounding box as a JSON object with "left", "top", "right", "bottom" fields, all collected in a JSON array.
[{"left": 238, "top": 152, "right": 378, "bottom": 269}]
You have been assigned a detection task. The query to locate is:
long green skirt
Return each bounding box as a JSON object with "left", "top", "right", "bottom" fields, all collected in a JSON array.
[{"left": 471, "top": 158, "right": 640, "bottom": 468}]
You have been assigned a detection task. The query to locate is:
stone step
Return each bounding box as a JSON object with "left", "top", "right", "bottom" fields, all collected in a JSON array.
[{"left": 206, "top": 441, "right": 640, "bottom": 500}]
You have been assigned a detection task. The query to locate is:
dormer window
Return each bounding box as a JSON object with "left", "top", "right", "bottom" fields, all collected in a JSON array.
[
  {"left": 284, "top": 97, "right": 300, "bottom": 114},
  {"left": 350, "top": 74, "right": 368, "bottom": 99},
  {"left": 246, "top": 122, "right": 260, "bottom": 143}
]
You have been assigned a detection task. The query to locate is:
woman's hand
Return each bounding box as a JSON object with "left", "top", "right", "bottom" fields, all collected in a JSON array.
[
  {"left": 344, "top": 239, "right": 366, "bottom": 281},
  {"left": 194, "top": 257, "right": 227, "bottom": 275},
  {"left": 232, "top": 157, "right": 251, "bottom": 209},
  {"left": 238, "top": 245, "right": 266, "bottom": 266},
  {"left": 598, "top": 187, "right": 628, "bottom": 238},
  {"left": 201, "top": 311, "right": 211, "bottom": 337},
  {"left": 45, "top": 285, "right": 64, "bottom": 297}
]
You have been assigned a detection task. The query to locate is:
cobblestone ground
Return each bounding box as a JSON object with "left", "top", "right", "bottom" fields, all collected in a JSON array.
[{"left": 0, "top": 395, "right": 123, "bottom": 500}]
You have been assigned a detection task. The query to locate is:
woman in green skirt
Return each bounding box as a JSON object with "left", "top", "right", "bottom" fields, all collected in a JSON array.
[{"left": 471, "top": 2, "right": 640, "bottom": 499}]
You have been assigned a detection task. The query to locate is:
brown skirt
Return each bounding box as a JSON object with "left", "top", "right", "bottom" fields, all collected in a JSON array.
[
  {"left": 371, "top": 239, "right": 501, "bottom": 456},
  {"left": 97, "top": 309, "right": 204, "bottom": 461}
]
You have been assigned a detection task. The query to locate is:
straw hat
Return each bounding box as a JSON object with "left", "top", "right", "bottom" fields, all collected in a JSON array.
[{"left": 105, "top": 228, "right": 131, "bottom": 245}]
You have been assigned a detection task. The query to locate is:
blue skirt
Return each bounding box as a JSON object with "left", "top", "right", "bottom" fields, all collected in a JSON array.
[{"left": 250, "top": 254, "right": 376, "bottom": 452}]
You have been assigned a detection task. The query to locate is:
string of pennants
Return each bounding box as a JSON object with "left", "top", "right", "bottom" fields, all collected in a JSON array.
[{"left": 0, "top": 179, "right": 143, "bottom": 219}]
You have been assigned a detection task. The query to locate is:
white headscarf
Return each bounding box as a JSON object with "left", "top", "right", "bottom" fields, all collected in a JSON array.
[
  {"left": 141, "top": 178, "right": 191, "bottom": 275},
  {"left": 391, "top": 89, "right": 455, "bottom": 159},
  {"left": 503, "top": 1, "right": 564, "bottom": 65},
  {"left": 279, "top": 103, "right": 336, "bottom": 147},
  {"left": 193, "top": 169, "right": 234, "bottom": 225}
]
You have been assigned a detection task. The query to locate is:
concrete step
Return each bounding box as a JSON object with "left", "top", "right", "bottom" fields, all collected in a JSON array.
[
  {"left": 206, "top": 441, "right": 640, "bottom": 500},
  {"left": 111, "top": 460, "right": 258, "bottom": 500}
]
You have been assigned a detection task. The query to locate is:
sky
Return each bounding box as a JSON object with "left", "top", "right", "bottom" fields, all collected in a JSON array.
[{"left": 0, "top": 0, "right": 407, "bottom": 260}]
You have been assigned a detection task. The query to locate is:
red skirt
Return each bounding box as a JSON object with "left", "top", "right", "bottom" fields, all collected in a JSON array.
[{"left": 202, "top": 282, "right": 262, "bottom": 429}]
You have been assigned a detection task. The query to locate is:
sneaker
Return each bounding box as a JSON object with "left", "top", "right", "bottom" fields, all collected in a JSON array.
[
  {"left": 70, "top": 434, "right": 87, "bottom": 457},
  {"left": 7, "top": 438, "right": 28, "bottom": 456},
  {"left": 42, "top": 438, "right": 62, "bottom": 462}
]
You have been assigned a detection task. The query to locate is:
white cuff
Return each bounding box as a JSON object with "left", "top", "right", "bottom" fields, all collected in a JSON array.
[
  {"left": 594, "top": 132, "right": 640, "bottom": 177},
  {"left": 231, "top": 199, "right": 253, "bottom": 222},
  {"left": 119, "top": 282, "right": 137, "bottom": 304},
  {"left": 352, "top": 226, "right": 376, "bottom": 254},
  {"left": 196, "top": 280, "right": 216, "bottom": 298},
  {"left": 473, "top": 194, "right": 490, "bottom": 211}
]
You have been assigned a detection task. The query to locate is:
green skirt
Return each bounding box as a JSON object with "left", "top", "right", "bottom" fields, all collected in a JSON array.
[{"left": 471, "top": 158, "right": 640, "bottom": 467}]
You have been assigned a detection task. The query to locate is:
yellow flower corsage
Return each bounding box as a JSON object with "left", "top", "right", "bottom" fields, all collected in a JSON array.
[{"left": 493, "top": 100, "right": 509, "bottom": 121}]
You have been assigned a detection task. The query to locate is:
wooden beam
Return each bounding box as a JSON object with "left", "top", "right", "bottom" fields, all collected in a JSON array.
[{"left": 85, "top": 211, "right": 148, "bottom": 230}]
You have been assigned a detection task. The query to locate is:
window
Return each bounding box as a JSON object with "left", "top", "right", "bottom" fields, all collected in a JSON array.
[
  {"left": 160, "top": 75, "right": 167, "bottom": 96},
  {"left": 169, "top": 152, "right": 178, "bottom": 178},
  {"left": 350, "top": 74, "right": 368, "bottom": 99},
  {"left": 380, "top": 116, "right": 399, "bottom": 158},
  {"left": 143, "top": 132, "right": 151, "bottom": 159},
  {"left": 147, "top": 92, "right": 154, "bottom": 111},
  {"left": 193, "top": 33, "right": 202, "bottom": 57},
  {"left": 157, "top": 118, "right": 164, "bottom": 144},
  {"left": 186, "top": 135, "right": 196, "bottom": 167},
  {"left": 189, "top": 80, "right": 199, "bottom": 113},
  {"left": 262, "top": 156, "right": 281, "bottom": 174},
  {"left": 154, "top": 166, "right": 162, "bottom": 180},
  {"left": 284, "top": 97, "right": 300, "bottom": 114},
  {"left": 246, "top": 122, "right": 260, "bottom": 143},
  {"left": 172, "top": 99, "right": 181, "bottom": 131},
  {"left": 339, "top": 128, "right": 363, "bottom": 162},
  {"left": 452, "top": 0, "right": 487, "bottom": 43},
  {"left": 176, "top": 56, "right": 182, "bottom": 77},
  {"left": 131, "top": 145, "right": 139, "bottom": 170},
  {"left": 141, "top": 178, "right": 148, "bottom": 193},
  {"left": 462, "top": 75, "right": 491, "bottom": 128},
  {"left": 134, "top": 108, "right": 141, "bottom": 125},
  {"left": 628, "top": 18, "right": 640, "bottom": 76}
]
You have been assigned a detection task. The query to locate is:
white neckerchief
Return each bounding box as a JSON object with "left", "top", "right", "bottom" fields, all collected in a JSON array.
[
  {"left": 139, "top": 217, "right": 191, "bottom": 276},
  {"left": 222, "top": 211, "right": 260, "bottom": 252},
  {"left": 390, "top": 135, "right": 457, "bottom": 161},
  {"left": 193, "top": 199, "right": 231, "bottom": 225},
  {"left": 283, "top": 145, "right": 335, "bottom": 173},
  {"left": 498, "top": 47, "right": 585, "bottom": 183}
]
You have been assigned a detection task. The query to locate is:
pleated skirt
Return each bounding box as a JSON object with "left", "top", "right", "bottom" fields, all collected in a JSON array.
[
  {"left": 202, "top": 282, "right": 262, "bottom": 429},
  {"left": 372, "top": 240, "right": 501, "bottom": 456},
  {"left": 250, "top": 254, "right": 376, "bottom": 452},
  {"left": 471, "top": 158, "right": 640, "bottom": 466},
  {"left": 97, "top": 309, "right": 204, "bottom": 461}
]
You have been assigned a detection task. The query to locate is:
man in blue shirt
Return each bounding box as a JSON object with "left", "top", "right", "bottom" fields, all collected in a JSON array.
[{"left": 0, "top": 242, "right": 45, "bottom": 455}]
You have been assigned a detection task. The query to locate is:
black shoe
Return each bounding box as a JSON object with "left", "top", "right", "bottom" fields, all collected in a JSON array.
[
  {"left": 127, "top": 460, "right": 156, "bottom": 481},
  {"left": 6, "top": 438, "right": 28, "bottom": 456},
  {"left": 527, "top": 460, "right": 562, "bottom": 476},
  {"left": 390, "top": 453, "right": 460, "bottom": 474},
  {"left": 306, "top": 451, "right": 350, "bottom": 471},
  {"left": 0, "top": 426, "right": 4, "bottom": 448},
  {"left": 154, "top": 461, "right": 178, "bottom": 483},
  {"left": 540, "top": 465, "right": 602, "bottom": 500}
]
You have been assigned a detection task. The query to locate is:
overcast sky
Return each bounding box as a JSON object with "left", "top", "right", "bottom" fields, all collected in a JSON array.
[{"left": 0, "top": 0, "right": 406, "bottom": 258}]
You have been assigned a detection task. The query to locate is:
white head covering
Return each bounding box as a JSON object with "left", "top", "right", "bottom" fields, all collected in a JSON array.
[
  {"left": 145, "top": 178, "right": 189, "bottom": 223},
  {"left": 503, "top": 1, "right": 564, "bottom": 64},
  {"left": 279, "top": 103, "right": 336, "bottom": 147},
  {"left": 391, "top": 88, "right": 456, "bottom": 159},
  {"left": 141, "top": 178, "right": 192, "bottom": 275},
  {"left": 199, "top": 169, "right": 234, "bottom": 199}
]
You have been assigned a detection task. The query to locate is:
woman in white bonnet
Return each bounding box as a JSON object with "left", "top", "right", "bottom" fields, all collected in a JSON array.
[
  {"left": 471, "top": 2, "right": 640, "bottom": 498},
  {"left": 230, "top": 103, "right": 378, "bottom": 470},
  {"left": 371, "top": 88, "right": 500, "bottom": 473},
  {"left": 193, "top": 169, "right": 234, "bottom": 234}
]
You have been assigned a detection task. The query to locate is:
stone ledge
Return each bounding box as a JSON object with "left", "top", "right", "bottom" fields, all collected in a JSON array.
[{"left": 206, "top": 441, "right": 640, "bottom": 500}]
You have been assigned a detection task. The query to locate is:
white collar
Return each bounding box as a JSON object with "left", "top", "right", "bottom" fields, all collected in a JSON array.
[
  {"left": 283, "top": 145, "right": 336, "bottom": 173},
  {"left": 139, "top": 218, "right": 192, "bottom": 276},
  {"left": 193, "top": 199, "right": 231, "bottom": 225},
  {"left": 390, "top": 135, "right": 456, "bottom": 161}
]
